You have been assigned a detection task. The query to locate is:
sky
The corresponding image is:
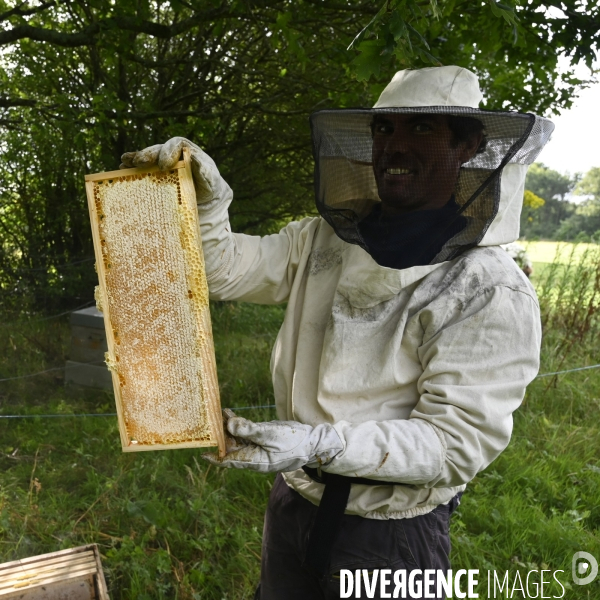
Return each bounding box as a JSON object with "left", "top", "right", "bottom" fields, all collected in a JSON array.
[{"left": 534, "top": 68, "right": 600, "bottom": 177}]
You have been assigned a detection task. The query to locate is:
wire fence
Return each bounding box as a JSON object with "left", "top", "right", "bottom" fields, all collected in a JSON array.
[
  {"left": 1, "top": 299, "right": 600, "bottom": 419},
  {"left": 12, "top": 257, "right": 95, "bottom": 272},
  {"left": 0, "top": 361, "right": 599, "bottom": 419},
  {"left": 0, "top": 358, "right": 107, "bottom": 382},
  {"left": 534, "top": 364, "right": 600, "bottom": 378},
  {"left": 0, "top": 300, "right": 96, "bottom": 328},
  {"left": 0, "top": 301, "right": 282, "bottom": 419},
  {"left": 0, "top": 404, "right": 278, "bottom": 419}
]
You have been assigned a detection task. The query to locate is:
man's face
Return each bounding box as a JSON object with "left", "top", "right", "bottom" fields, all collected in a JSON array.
[{"left": 371, "top": 114, "right": 480, "bottom": 216}]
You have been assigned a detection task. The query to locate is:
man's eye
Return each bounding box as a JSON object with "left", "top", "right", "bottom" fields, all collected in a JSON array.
[
  {"left": 413, "top": 123, "right": 433, "bottom": 133},
  {"left": 374, "top": 123, "right": 393, "bottom": 135}
]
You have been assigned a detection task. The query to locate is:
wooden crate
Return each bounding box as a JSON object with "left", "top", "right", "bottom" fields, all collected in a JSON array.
[
  {"left": 85, "top": 149, "right": 225, "bottom": 456},
  {"left": 0, "top": 544, "right": 109, "bottom": 599},
  {"left": 65, "top": 307, "right": 112, "bottom": 390}
]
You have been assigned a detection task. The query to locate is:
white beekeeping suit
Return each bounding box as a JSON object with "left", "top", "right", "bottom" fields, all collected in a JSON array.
[
  {"left": 182, "top": 66, "right": 552, "bottom": 511},
  {"left": 121, "top": 65, "right": 553, "bottom": 589}
]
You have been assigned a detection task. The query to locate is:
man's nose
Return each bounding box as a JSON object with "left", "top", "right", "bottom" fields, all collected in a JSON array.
[{"left": 383, "top": 132, "right": 412, "bottom": 154}]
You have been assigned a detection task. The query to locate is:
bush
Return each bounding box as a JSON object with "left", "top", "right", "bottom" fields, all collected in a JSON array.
[{"left": 574, "top": 231, "right": 591, "bottom": 243}]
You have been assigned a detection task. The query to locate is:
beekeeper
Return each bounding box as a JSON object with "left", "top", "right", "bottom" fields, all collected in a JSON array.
[{"left": 121, "top": 66, "right": 553, "bottom": 600}]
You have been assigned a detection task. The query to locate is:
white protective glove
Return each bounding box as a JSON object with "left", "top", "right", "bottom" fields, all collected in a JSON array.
[
  {"left": 203, "top": 417, "right": 344, "bottom": 473},
  {"left": 120, "top": 137, "right": 230, "bottom": 205}
]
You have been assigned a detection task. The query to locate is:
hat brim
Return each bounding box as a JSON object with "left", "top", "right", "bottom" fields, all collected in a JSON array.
[{"left": 310, "top": 107, "right": 553, "bottom": 168}]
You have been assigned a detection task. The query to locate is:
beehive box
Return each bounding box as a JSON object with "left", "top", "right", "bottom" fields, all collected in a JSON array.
[
  {"left": 0, "top": 544, "right": 109, "bottom": 599},
  {"left": 65, "top": 306, "right": 111, "bottom": 390},
  {"left": 85, "top": 149, "right": 225, "bottom": 455}
]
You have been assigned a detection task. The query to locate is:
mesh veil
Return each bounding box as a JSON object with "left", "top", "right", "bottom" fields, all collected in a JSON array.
[{"left": 310, "top": 108, "right": 554, "bottom": 265}]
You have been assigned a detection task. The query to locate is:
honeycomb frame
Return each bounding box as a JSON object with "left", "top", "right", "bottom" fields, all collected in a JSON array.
[{"left": 85, "top": 149, "right": 225, "bottom": 456}]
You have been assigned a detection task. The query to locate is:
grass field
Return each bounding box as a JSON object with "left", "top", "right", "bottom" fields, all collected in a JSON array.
[
  {"left": 524, "top": 241, "right": 599, "bottom": 266},
  {"left": 1, "top": 256, "right": 599, "bottom": 598}
]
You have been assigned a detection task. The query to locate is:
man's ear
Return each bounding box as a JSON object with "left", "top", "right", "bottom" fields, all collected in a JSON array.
[{"left": 459, "top": 132, "right": 484, "bottom": 164}]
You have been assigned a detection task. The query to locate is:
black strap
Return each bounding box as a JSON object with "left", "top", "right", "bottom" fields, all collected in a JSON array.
[
  {"left": 302, "top": 465, "right": 401, "bottom": 487},
  {"left": 301, "top": 466, "right": 404, "bottom": 577},
  {"left": 302, "top": 473, "right": 352, "bottom": 576}
]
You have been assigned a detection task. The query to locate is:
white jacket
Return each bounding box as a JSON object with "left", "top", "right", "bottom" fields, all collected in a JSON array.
[{"left": 198, "top": 164, "right": 541, "bottom": 519}]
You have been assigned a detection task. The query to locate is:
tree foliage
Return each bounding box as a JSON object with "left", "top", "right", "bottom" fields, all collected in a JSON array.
[
  {"left": 0, "top": 0, "right": 598, "bottom": 310},
  {"left": 526, "top": 163, "right": 574, "bottom": 202},
  {"left": 520, "top": 163, "right": 577, "bottom": 240},
  {"left": 0, "top": 0, "right": 378, "bottom": 309},
  {"left": 554, "top": 200, "right": 600, "bottom": 242},
  {"left": 554, "top": 168, "right": 600, "bottom": 242},
  {"left": 520, "top": 165, "right": 600, "bottom": 242},
  {"left": 575, "top": 167, "right": 600, "bottom": 200},
  {"left": 349, "top": 0, "right": 599, "bottom": 114}
]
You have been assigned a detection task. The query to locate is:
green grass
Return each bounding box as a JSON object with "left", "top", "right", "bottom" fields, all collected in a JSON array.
[
  {"left": 0, "top": 302, "right": 282, "bottom": 599},
  {"left": 525, "top": 240, "right": 600, "bottom": 266},
  {"left": 452, "top": 364, "right": 600, "bottom": 597},
  {"left": 1, "top": 285, "right": 599, "bottom": 597}
]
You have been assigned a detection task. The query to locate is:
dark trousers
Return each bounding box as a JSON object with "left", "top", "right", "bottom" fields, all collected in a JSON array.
[{"left": 257, "top": 474, "right": 457, "bottom": 600}]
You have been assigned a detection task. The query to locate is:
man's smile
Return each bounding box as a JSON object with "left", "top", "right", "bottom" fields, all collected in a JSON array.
[{"left": 384, "top": 167, "right": 416, "bottom": 178}]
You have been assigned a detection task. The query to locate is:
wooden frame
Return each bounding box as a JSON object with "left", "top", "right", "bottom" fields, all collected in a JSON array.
[
  {"left": 85, "top": 150, "right": 225, "bottom": 456},
  {"left": 0, "top": 544, "right": 109, "bottom": 598}
]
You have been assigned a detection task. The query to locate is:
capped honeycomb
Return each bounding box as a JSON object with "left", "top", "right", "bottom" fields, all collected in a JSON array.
[{"left": 85, "top": 156, "right": 224, "bottom": 454}]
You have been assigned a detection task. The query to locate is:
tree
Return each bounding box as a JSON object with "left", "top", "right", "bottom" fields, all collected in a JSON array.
[
  {"left": 0, "top": 1, "right": 379, "bottom": 310},
  {"left": 520, "top": 163, "right": 576, "bottom": 239},
  {"left": 575, "top": 167, "right": 600, "bottom": 200},
  {"left": 526, "top": 163, "right": 574, "bottom": 203},
  {"left": 553, "top": 167, "right": 600, "bottom": 241},
  {"left": 2, "top": 1, "right": 598, "bottom": 113},
  {"left": 347, "top": 0, "right": 599, "bottom": 114},
  {"left": 0, "top": 1, "right": 598, "bottom": 310}
]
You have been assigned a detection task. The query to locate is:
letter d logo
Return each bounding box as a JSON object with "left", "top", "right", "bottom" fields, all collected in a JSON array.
[{"left": 572, "top": 551, "right": 598, "bottom": 585}]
